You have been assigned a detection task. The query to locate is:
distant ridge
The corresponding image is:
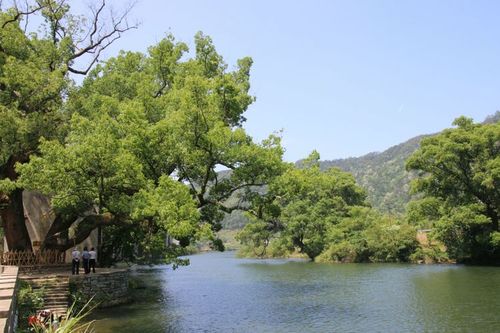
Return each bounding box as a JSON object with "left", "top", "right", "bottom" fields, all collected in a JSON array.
[
  {"left": 318, "top": 111, "right": 500, "bottom": 214},
  {"left": 222, "top": 112, "right": 499, "bottom": 229}
]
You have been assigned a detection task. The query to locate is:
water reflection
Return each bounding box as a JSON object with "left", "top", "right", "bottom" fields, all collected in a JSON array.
[{"left": 91, "top": 252, "right": 500, "bottom": 333}]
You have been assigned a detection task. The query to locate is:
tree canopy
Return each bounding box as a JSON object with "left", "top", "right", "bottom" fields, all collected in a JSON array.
[
  {"left": 406, "top": 117, "right": 500, "bottom": 263},
  {"left": 14, "top": 31, "right": 285, "bottom": 262},
  {"left": 238, "top": 151, "right": 368, "bottom": 260},
  {"left": 0, "top": 1, "right": 285, "bottom": 264}
]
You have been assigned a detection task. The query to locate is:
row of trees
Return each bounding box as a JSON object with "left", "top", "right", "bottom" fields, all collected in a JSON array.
[
  {"left": 238, "top": 117, "right": 499, "bottom": 264},
  {"left": 237, "top": 152, "right": 419, "bottom": 262},
  {"left": 0, "top": 1, "right": 498, "bottom": 265}
]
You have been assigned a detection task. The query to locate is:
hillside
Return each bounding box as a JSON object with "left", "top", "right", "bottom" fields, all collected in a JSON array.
[
  {"left": 319, "top": 135, "right": 426, "bottom": 214},
  {"left": 221, "top": 112, "right": 500, "bottom": 228},
  {"left": 320, "top": 111, "right": 500, "bottom": 214}
]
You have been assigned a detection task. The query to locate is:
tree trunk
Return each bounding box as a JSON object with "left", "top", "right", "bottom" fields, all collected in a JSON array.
[
  {"left": 43, "top": 214, "right": 113, "bottom": 252},
  {"left": 0, "top": 155, "right": 32, "bottom": 251},
  {"left": 1, "top": 188, "right": 32, "bottom": 251}
]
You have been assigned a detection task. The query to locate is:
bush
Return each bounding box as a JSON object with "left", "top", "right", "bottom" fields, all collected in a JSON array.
[
  {"left": 318, "top": 207, "right": 419, "bottom": 263},
  {"left": 316, "top": 241, "right": 359, "bottom": 263},
  {"left": 410, "top": 244, "right": 450, "bottom": 264},
  {"left": 17, "top": 281, "right": 45, "bottom": 331},
  {"left": 364, "top": 218, "right": 418, "bottom": 262}
]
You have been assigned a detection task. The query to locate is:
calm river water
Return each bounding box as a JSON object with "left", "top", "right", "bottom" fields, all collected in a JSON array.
[{"left": 91, "top": 251, "right": 500, "bottom": 333}]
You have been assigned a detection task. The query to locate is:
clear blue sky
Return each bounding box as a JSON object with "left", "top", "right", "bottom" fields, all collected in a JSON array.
[{"left": 74, "top": 0, "right": 500, "bottom": 161}]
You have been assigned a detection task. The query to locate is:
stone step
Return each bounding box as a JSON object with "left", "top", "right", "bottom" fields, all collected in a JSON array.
[
  {"left": 0, "top": 299, "right": 13, "bottom": 317},
  {"left": 45, "top": 299, "right": 68, "bottom": 303},
  {"left": 30, "top": 281, "right": 68, "bottom": 285},
  {"left": 43, "top": 295, "right": 68, "bottom": 303},
  {"left": 32, "top": 285, "right": 68, "bottom": 289},
  {"left": 0, "top": 289, "right": 14, "bottom": 300},
  {"left": 45, "top": 303, "right": 68, "bottom": 307},
  {"left": 47, "top": 309, "right": 68, "bottom": 316},
  {"left": 45, "top": 304, "right": 68, "bottom": 308},
  {"left": 45, "top": 293, "right": 69, "bottom": 296},
  {"left": 44, "top": 303, "right": 68, "bottom": 308},
  {"left": 21, "top": 276, "right": 72, "bottom": 319},
  {"left": 23, "top": 278, "right": 68, "bottom": 283},
  {"left": 45, "top": 289, "right": 69, "bottom": 296},
  {"left": 31, "top": 281, "right": 67, "bottom": 285},
  {"left": 32, "top": 283, "right": 67, "bottom": 287}
]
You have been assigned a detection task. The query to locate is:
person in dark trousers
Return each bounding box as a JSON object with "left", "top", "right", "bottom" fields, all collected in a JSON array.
[
  {"left": 71, "top": 247, "right": 80, "bottom": 275},
  {"left": 82, "top": 246, "right": 90, "bottom": 274},
  {"left": 89, "top": 247, "right": 97, "bottom": 273}
]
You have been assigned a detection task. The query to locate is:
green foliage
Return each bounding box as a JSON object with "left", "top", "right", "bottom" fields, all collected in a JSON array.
[
  {"left": 0, "top": 0, "right": 139, "bottom": 250},
  {"left": 409, "top": 245, "right": 449, "bottom": 264},
  {"left": 239, "top": 151, "right": 368, "bottom": 260},
  {"left": 236, "top": 217, "right": 274, "bottom": 257},
  {"left": 406, "top": 197, "right": 444, "bottom": 229},
  {"left": 14, "top": 28, "right": 285, "bottom": 263},
  {"left": 318, "top": 113, "right": 499, "bottom": 215},
  {"left": 319, "top": 136, "right": 424, "bottom": 214},
  {"left": 406, "top": 117, "right": 500, "bottom": 263},
  {"left": 17, "top": 281, "right": 45, "bottom": 330},
  {"left": 68, "top": 287, "right": 88, "bottom": 316},
  {"left": 17, "top": 114, "right": 146, "bottom": 215},
  {"left": 32, "top": 299, "right": 96, "bottom": 333},
  {"left": 274, "top": 153, "right": 367, "bottom": 259},
  {"left": 363, "top": 215, "right": 418, "bottom": 262},
  {"left": 317, "top": 206, "right": 418, "bottom": 263}
]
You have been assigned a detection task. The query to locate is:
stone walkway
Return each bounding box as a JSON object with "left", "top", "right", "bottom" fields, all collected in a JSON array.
[
  {"left": 0, "top": 266, "right": 19, "bottom": 333},
  {"left": 19, "top": 265, "right": 125, "bottom": 278}
]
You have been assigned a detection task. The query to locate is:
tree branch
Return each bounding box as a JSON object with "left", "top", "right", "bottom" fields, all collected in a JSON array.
[
  {"left": 67, "top": 0, "right": 138, "bottom": 75},
  {"left": 1, "top": 1, "right": 44, "bottom": 29}
]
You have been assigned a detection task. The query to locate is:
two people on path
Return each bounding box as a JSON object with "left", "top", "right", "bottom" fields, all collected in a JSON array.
[{"left": 71, "top": 246, "right": 97, "bottom": 274}]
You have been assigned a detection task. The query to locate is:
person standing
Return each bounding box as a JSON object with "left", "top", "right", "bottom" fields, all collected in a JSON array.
[
  {"left": 89, "top": 247, "right": 97, "bottom": 273},
  {"left": 82, "top": 247, "right": 90, "bottom": 274},
  {"left": 71, "top": 248, "right": 80, "bottom": 275}
]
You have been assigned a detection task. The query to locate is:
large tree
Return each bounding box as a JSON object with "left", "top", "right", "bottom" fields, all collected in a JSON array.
[
  {"left": 239, "top": 151, "right": 367, "bottom": 260},
  {"left": 406, "top": 117, "right": 500, "bottom": 263},
  {"left": 16, "top": 32, "right": 285, "bottom": 262},
  {"left": 0, "top": 0, "right": 135, "bottom": 250}
]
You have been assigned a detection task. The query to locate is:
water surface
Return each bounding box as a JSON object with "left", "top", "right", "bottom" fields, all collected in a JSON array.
[{"left": 91, "top": 251, "right": 500, "bottom": 333}]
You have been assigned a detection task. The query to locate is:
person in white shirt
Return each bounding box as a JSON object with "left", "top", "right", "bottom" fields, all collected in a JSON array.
[
  {"left": 71, "top": 248, "right": 80, "bottom": 275},
  {"left": 89, "top": 247, "right": 97, "bottom": 273}
]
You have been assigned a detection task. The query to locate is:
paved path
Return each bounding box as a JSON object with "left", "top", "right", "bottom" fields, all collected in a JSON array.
[{"left": 0, "top": 266, "right": 19, "bottom": 333}]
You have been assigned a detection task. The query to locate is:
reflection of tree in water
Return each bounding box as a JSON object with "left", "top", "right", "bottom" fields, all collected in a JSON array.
[{"left": 411, "top": 266, "right": 500, "bottom": 332}]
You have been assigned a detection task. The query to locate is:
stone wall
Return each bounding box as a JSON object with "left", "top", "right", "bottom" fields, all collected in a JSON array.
[{"left": 69, "top": 270, "right": 130, "bottom": 308}]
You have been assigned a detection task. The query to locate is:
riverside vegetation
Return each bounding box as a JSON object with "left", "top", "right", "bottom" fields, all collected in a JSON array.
[
  {"left": 0, "top": 0, "right": 498, "bottom": 273},
  {"left": 238, "top": 116, "right": 499, "bottom": 264}
]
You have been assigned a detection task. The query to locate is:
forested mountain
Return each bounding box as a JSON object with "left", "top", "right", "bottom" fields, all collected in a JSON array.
[
  {"left": 319, "top": 135, "right": 426, "bottom": 214},
  {"left": 319, "top": 111, "right": 500, "bottom": 214}
]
